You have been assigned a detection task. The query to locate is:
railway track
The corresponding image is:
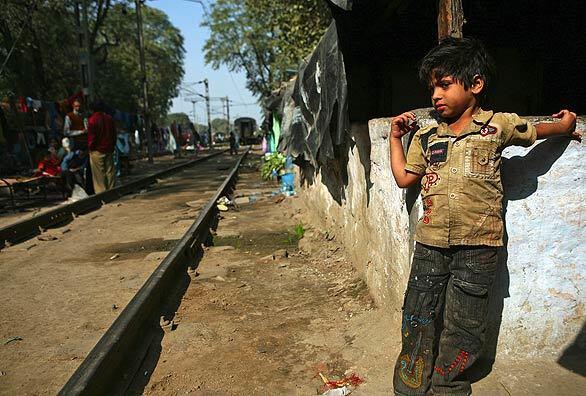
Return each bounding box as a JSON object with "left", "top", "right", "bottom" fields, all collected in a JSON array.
[
  {"left": 0, "top": 150, "right": 228, "bottom": 250},
  {"left": 0, "top": 149, "right": 249, "bottom": 395}
]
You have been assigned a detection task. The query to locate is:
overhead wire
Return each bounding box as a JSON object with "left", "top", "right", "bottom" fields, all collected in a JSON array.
[
  {"left": 152, "top": 0, "right": 260, "bottom": 119},
  {"left": 228, "top": 72, "right": 246, "bottom": 103}
]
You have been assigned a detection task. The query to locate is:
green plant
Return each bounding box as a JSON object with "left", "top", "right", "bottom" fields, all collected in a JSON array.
[
  {"left": 294, "top": 222, "right": 305, "bottom": 239},
  {"left": 261, "top": 152, "right": 286, "bottom": 180}
]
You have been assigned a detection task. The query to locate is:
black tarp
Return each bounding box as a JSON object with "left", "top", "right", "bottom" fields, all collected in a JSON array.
[
  {"left": 279, "top": 21, "right": 348, "bottom": 170},
  {"left": 279, "top": 0, "right": 428, "bottom": 171}
]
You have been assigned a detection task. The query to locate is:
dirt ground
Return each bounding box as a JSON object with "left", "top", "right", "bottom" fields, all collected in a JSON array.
[
  {"left": 0, "top": 152, "right": 238, "bottom": 395},
  {"left": 0, "top": 150, "right": 214, "bottom": 229},
  {"left": 139, "top": 159, "right": 586, "bottom": 395},
  {"left": 1, "top": 151, "right": 584, "bottom": 395}
]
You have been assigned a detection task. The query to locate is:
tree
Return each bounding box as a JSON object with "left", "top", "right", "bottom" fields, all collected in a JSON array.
[
  {"left": 211, "top": 117, "right": 229, "bottom": 134},
  {"left": 88, "top": 0, "right": 126, "bottom": 66},
  {"left": 192, "top": 122, "right": 207, "bottom": 135},
  {"left": 0, "top": 0, "right": 80, "bottom": 99},
  {"left": 202, "top": 0, "right": 331, "bottom": 98},
  {"left": 95, "top": 3, "right": 185, "bottom": 120},
  {"left": 165, "top": 112, "right": 190, "bottom": 127},
  {"left": 0, "top": 1, "right": 184, "bottom": 121}
]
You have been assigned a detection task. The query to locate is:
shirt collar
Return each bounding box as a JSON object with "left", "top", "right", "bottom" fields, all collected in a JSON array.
[
  {"left": 435, "top": 108, "right": 494, "bottom": 137},
  {"left": 472, "top": 108, "right": 494, "bottom": 125}
]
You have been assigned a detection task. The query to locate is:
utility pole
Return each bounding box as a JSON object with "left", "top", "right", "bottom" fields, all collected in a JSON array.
[
  {"left": 182, "top": 79, "right": 211, "bottom": 148},
  {"left": 75, "top": 0, "right": 94, "bottom": 104},
  {"left": 225, "top": 96, "right": 231, "bottom": 134},
  {"left": 190, "top": 100, "right": 197, "bottom": 124},
  {"left": 135, "top": 0, "right": 153, "bottom": 163},
  {"left": 204, "top": 78, "right": 212, "bottom": 148}
]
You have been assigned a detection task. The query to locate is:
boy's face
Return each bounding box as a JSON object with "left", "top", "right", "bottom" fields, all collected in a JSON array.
[{"left": 429, "top": 75, "right": 481, "bottom": 120}]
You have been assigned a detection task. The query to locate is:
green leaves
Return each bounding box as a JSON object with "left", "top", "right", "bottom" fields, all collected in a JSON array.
[
  {"left": 211, "top": 118, "right": 229, "bottom": 134},
  {"left": 0, "top": 0, "right": 80, "bottom": 98},
  {"left": 202, "top": 0, "right": 331, "bottom": 98},
  {"left": 95, "top": 4, "right": 185, "bottom": 121},
  {"left": 0, "top": 1, "right": 184, "bottom": 122},
  {"left": 261, "top": 151, "right": 286, "bottom": 180},
  {"left": 294, "top": 222, "right": 305, "bottom": 239},
  {"left": 165, "top": 112, "right": 191, "bottom": 127}
]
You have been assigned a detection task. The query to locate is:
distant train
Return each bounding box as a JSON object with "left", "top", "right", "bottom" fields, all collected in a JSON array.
[{"left": 233, "top": 117, "right": 259, "bottom": 144}]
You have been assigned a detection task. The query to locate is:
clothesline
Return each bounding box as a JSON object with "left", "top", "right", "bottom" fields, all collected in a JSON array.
[{"left": 1, "top": 91, "right": 138, "bottom": 132}]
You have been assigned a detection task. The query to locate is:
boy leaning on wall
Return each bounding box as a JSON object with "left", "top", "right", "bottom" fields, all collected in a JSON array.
[{"left": 388, "top": 37, "right": 580, "bottom": 396}]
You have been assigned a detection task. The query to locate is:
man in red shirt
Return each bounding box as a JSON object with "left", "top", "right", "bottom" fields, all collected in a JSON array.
[{"left": 88, "top": 100, "right": 116, "bottom": 193}]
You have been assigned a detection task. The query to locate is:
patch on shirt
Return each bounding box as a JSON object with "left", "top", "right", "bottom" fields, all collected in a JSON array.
[
  {"left": 480, "top": 125, "right": 498, "bottom": 136},
  {"left": 422, "top": 172, "right": 440, "bottom": 192},
  {"left": 423, "top": 197, "right": 433, "bottom": 224},
  {"left": 429, "top": 142, "right": 448, "bottom": 164}
]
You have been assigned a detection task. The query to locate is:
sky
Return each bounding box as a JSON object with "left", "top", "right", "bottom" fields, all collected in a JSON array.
[{"left": 149, "top": 0, "right": 262, "bottom": 125}]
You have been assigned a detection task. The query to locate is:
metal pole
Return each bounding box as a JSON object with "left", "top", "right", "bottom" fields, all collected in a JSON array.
[
  {"left": 204, "top": 79, "right": 212, "bottom": 148},
  {"left": 225, "top": 96, "right": 230, "bottom": 134},
  {"left": 135, "top": 0, "right": 153, "bottom": 163},
  {"left": 191, "top": 99, "right": 197, "bottom": 155}
]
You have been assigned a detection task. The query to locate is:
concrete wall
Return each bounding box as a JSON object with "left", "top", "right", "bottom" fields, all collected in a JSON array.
[{"left": 299, "top": 111, "right": 585, "bottom": 357}]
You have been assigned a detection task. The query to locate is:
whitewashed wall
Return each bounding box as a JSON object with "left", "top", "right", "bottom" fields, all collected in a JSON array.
[{"left": 299, "top": 112, "right": 585, "bottom": 357}]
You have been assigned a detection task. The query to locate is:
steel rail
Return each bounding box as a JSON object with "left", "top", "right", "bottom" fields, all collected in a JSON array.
[
  {"left": 0, "top": 150, "right": 228, "bottom": 249},
  {"left": 59, "top": 148, "right": 249, "bottom": 395}
]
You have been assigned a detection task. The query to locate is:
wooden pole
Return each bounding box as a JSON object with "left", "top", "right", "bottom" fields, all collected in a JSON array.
[
  {"left": 438, "top": 0, "right": 465, "bottom": 41},
  {"left": 225, "top": 96, "right": 230, "bottom": 134}
]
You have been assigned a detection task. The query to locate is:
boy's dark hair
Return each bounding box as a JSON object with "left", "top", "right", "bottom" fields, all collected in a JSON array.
[{"left": 419, "top": 37, "right": 495, "bottom": 104}]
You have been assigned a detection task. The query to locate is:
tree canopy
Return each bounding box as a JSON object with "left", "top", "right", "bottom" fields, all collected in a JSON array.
[
  {"left": 165, "top": 112, "right": 191, "bottom": 127},
  {"left": 96, "top": 3, "right": 185, "bottom": 120},
  {"left": 202, "top": 0, "right": 331, "bottom": 99},
  {"left": 0, "top": 0, "right": 184, "bottom": 121},
  {"left": 211, "top": 117, "right": 229, "bottom": 134}
]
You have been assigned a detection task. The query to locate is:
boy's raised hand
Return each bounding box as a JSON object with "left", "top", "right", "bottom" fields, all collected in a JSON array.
[
  {"left": 552, "top": 109, "right": 581, "bottom": 141},
  {"left": 391, "top": 112, "right": 417, "bottom": 138}
]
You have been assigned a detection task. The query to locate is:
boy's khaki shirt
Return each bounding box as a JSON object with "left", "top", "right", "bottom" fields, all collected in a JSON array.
[{"left": 405, "top": 109, "right": 537, "bottom": 248}]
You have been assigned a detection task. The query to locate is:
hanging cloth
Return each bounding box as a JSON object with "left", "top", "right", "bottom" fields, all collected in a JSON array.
[
  {"left": 17, "top": 96, "right": 28, "bottom": 112},
  {"left": 31, "top": 99, "right": 42, "bottom": 111}
]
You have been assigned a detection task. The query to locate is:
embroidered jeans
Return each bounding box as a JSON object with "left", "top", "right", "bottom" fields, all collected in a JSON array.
[{"left": 393, "top": 243, "right": 498, "bottom": 396}]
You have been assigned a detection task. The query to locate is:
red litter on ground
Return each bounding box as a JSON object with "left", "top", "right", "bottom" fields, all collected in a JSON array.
[{"left": 319, "top": 372, "right": 365, "bottom": 390}]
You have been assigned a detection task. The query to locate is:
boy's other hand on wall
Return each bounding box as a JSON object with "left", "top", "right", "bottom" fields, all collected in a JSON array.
[{"left": 552, "top": 109, "right": 580, "bottom": 141}]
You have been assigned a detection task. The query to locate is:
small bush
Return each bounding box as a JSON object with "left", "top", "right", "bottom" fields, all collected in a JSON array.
[
  {"left": 261, "top": 152, "right": 286, "bottom": 180},
  {"left": 294, "top": 223, "right": 305, "bottom": 239}
]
